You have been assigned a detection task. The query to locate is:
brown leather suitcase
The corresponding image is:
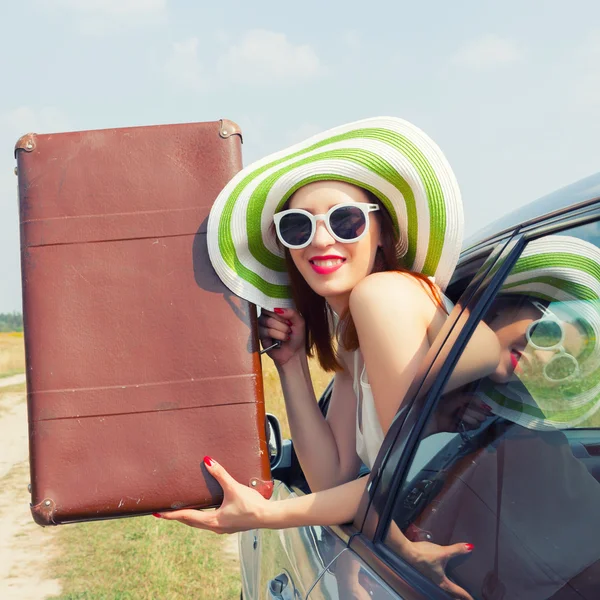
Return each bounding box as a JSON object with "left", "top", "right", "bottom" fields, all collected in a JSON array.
[{"left": 15, "top": 119, "right": 272, "bottom": 526}]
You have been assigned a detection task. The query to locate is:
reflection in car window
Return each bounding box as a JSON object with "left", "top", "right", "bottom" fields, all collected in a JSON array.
[{"left": 385, "top": 227, "right": 600, "bottom": 600}]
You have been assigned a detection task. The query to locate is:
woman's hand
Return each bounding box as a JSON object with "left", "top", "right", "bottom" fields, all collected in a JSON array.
[
  {"left": 406, "top": 540, "right": 475, "bottom": 600},
  {"left": 258, "top": 308, "right": 306, "bottom": 366},
  {"left": 387, "top": 520, "right": 474, "bottom": 600},
  {"left": 428, "top": 390, "right": 493, "bottom": 435},
  {"left": 153, "top": 457, "right": 270, "bottom": 534}
]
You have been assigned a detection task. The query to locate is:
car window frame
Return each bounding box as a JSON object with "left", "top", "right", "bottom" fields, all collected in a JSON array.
[
  {"left": 344, "top": 203, "right": 600, "bottom": 598},
  {"left": 340, "top": 236, "right": 519, "bottom": 600},
  {"left": 349, "top": 232, "right": 520, "bottom": 538},
  {"left": 366, "top": 202, "right": 600, "bottom": 543}
]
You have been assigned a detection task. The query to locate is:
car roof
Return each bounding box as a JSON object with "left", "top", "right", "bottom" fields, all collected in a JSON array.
[{"left": 463, "top": 171, "right": 600, "bottom": 251}]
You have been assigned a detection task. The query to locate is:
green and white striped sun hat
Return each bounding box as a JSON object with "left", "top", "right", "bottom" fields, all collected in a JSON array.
[
  {"left": 480, "top": 235, "right": 600, "bottom": 430},
  {"left": 207, "top": 117, "right": 463, "bottom": 310}
]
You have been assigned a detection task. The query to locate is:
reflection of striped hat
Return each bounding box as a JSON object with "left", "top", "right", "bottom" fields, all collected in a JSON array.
[
  {"left": 500, "top": 235, "right": 600, "bottom": 363},
  {"left": 207, "top": 117, "right": 463, "bottom": 310},
  {"left": 483, "top": 235, "right": 600, "bottom": 429}
]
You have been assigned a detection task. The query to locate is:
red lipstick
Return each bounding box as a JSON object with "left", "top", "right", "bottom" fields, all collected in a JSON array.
[
  {"left": 510, "top": 350, "right": 521, "bottom": 370},
  {"left": 309, "top": 255, "right": 346, "bottom": 275}
]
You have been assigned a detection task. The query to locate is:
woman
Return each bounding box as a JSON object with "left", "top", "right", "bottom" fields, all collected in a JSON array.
[{"left": 155, "top": 117, "right": 500, "bottom": 599}]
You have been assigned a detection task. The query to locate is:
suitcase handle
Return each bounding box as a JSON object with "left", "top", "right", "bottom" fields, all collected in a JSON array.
[{"left": 260, "top": 340, "right": 282, "bottom": 355}]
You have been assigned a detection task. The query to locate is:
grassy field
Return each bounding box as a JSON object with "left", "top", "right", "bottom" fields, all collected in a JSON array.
[
  {"left": 261, "top": 353, "right": 332, "bottom": 439},
  {"left": 0, "top": 331, "right": 334, "bottom": 599},
  {"left": 0, "top": 332, "right": 25, "bottom": 378},
  {"left": 48, "top": 517, "right": 241, "bottom": 600},
  {"left": 0, "top": 332, "right": 331, "bottom": 598},
  {"left": 41, "top": 350, "right": 330, "bottom": 600}
]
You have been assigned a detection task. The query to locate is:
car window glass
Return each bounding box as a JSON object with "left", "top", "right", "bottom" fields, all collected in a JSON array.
[{"left": 384, "top": 222, "right": 600, "bottom": 600}]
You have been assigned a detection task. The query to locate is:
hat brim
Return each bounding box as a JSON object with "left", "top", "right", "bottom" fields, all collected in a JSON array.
[
  {"left": 208, "top": 117, "right": 463, "bottom": 310},
  {"left": 480, "top": 378, "right": 600, "bottom": 430}
]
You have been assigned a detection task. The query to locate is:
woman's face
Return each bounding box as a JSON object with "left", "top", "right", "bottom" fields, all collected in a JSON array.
[
  {"left": 287, "top": 181, "right": 382, "bottom": 310},
  {"left": 487, "top": 299, "right": 585, "bottom": 384}
]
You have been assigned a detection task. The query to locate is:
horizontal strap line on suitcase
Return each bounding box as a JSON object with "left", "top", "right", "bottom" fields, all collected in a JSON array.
[
  {"left": 27, "top": 374, "right": 262, "bottom": 421},
  {"left": 21, "top": 205, "right": 210, "bottom": 247},
  {"left": 30, "top": 399, "right": 258, "bottom": 423}
]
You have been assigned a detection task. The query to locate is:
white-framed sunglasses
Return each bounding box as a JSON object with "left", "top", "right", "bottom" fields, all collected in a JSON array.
[
  {"left": 526, "top": 300, "right": 580, "bottom": 382},
  {"left": 273, "top": 203, "right": 380, "bottom": 250}
]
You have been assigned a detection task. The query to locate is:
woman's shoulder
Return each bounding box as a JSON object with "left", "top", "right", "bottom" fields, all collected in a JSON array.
[{"left": 349, "top": 271, "right": 438, "bottom": 310}]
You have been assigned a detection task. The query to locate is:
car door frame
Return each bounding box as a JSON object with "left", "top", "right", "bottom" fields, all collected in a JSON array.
[{"left": 345, "top": 201, "right": 600, "bottom": 597}]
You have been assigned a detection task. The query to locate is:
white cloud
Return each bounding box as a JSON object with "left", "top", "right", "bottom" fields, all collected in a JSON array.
[
  {"left": 451, "top": 34, "right": 521, "bottom": 69},
  {"left": 164, "top": 38, "right": 207, "bottom": 92},
  {"left": 165, "top": 30, "right": 324, "bottom": 94},
  {"left": 216, "top": 30, "right": 323, "bottom": 85},
  {"left": 41, "top": 0, "right": 167, "bottom": 33}
]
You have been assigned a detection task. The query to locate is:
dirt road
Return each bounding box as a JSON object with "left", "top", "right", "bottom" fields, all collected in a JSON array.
[{"left": 0, "top": 374, "right": 62, "bottom": 599}]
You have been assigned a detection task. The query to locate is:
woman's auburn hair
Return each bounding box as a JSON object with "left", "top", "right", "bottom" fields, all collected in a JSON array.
[{"left": 281, "top": 189, "right": 445, "bottom": 372}]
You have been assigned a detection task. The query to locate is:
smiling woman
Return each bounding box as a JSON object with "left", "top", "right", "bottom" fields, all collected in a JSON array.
[{"left": 158, "top": 117, "right": 502, "bottom": 600}]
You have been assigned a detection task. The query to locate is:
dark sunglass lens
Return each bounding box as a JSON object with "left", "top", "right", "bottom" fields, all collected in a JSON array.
[
  {"left": 279, "top": 213, "right": 312, "bottom": 246},
  {"left": 545, "top": 355, "right": 577, "bottom": 381},
  {"left": 529, "top": 320, "right": 562, "bottom": 348},
  {"left": 330, "top": 206, "right": 366, "bottom": 241}
]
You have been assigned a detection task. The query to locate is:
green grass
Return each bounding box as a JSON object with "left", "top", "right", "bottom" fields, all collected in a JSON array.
[
  {"left": 44, "top": 354, "right": 331, "bottom": 599},
  {"left": 0, "top": 330, "right": 331, "bottom": 598},
  {"left": 48, "top": 517, "right": 241, "bottom": 600},
  {"left": 0, "top": 332, "right": 25, "bottom": 379},
  {"left": 262, "top": 354, "right": 332, "bottom": 439},
  {"left": 0, "top": 382, "right": 26, "bottom": 395}
]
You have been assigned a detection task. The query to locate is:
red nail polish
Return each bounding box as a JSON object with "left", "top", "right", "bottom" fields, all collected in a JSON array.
[
  {"left": 465, "top": 543, "right": 474, "bottom": 551},
  {"left": 287, "top": 320, "right": 292, "bottom": 326},
  {"left": 203, "top": 456, "right": 214, "bottom": 467},
  {"left": 274, "top": 308, "right": 284, "bottom": 314},
  {"left": 482, "top": 403, "right": 492, "bottom": 411},
  {"left": 152, "top": 513, "right": 162, "bottom": 518}
]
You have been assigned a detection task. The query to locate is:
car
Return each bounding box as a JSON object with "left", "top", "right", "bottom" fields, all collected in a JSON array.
[{"left": 239, "top": 172, "right": 600, "bottom": 600}]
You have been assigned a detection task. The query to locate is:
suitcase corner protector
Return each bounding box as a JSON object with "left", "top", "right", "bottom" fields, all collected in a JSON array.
[
  {"left": 249, "top": 477, "right": 274, "bottom": 500},
  {"left": 30, "top": 498, "right": 57, "bottom": 526},
  {"left": 219, "top": 119, "right": 243, "bottom": 143},
  {"left": 15, "top": 133, "right": 37, "bottom": 156}
]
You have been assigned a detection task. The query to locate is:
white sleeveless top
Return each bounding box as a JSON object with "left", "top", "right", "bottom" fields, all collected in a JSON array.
[
  {"left": 352, "top": 289, "right": 454, "bottom": 470},
  {"left": 353, "top": 349, "right": 384, "bottom": 470}
]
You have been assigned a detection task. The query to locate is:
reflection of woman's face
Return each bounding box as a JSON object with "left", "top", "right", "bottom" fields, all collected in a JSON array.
[
  {"left": 487, "top": 300, "right": 585, "bottom": 384},
  {"left": 287, "top": 181, "right": 381, "bottom": 310}
]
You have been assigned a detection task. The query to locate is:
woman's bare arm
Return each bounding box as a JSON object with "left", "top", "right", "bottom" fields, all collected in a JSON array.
[
  {"left": 158, "top": 458, "right": 368, "bottom": 531},
  {"left": 349, "top": 273, "right": 437, "bottom": 434},
  {"left": 260, "top": 308, "right": 361, "bottom": 492},
  {"left": 277, "top": 352, "right": 361, "bottom": 492},
  {"left": 349, "top": 273, "right": 500, "bottom": 435}
]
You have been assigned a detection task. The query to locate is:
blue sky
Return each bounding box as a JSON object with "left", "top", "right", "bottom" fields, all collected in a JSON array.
[{"left": 2, "top": 0, "right": 600, "bottom": 312}]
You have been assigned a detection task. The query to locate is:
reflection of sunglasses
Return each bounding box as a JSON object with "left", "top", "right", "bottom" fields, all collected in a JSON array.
[
  {"left": 526, "top": 301, "right": 579, "bottom": 382},
  {"left": 273, "top": 203, "right": 380, "bottom": 250}
]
